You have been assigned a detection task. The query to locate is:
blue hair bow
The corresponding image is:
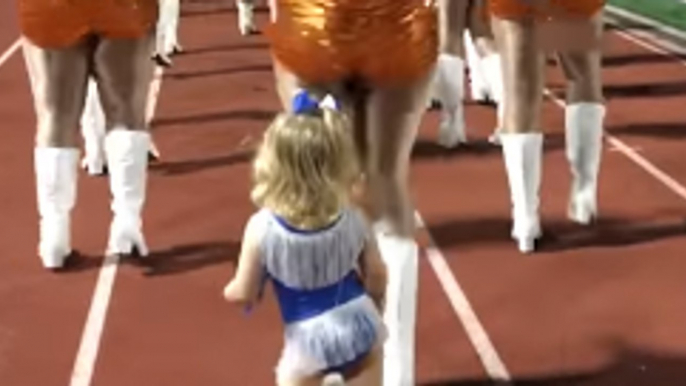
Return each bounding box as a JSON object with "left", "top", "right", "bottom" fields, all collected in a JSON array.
[{"left": 292, "top": 89, "right": 340, "bottom": 114}]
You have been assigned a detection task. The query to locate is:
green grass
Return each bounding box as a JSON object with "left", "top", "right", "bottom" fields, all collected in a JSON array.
[{"left": 608, "top": 0, "right": 686, "bottom": 31}]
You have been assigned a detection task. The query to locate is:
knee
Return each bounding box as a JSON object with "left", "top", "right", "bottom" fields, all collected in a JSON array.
[
  {"left": 501, "top": 98, "right": 543, "bottom": 133},
  {"left": 366, "top": 155, "right": 411, "bottom": 181},
  {"left": 566, "top": 78, "right": 603, "bottom": 104},
  {"left": 440, "top": 37, "right": 464, "bottom": 57},
  {"left": 108, "top": 111, "right": 149, "bottom": 133},
  {"left": 35, "top": 121, "right": 79, "bottom": 148}
]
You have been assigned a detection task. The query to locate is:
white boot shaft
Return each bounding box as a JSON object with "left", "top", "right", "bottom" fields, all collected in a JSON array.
[
  {"left": 500, "top": 133, "right": 543, "bottom": 253},
  {"left": 436, "top": 54, "right": 467, "bottom": 148},
  {"left": 237, "top": 1, "right": 257, "bottom": 35},
  {"left": 427, "top": 66, "right": 441, "bottom": 108},
  {"left": 157, "top": 0, "right": 180, "bottom": 55},
  {"left": 35, "top": 147, "right": 79, "bottom": 268},
  {"left": 478, "top": 53, "right": 505, "bottom": 145},
  {"left": 374, "top": 225, "right": 418, "bottom": 386},
  {"left": 489, "top": 98, "right": 505, "bottom": 146},
  {"left": 105, "top": 129, "right": 151, "bottom": 256},
  {"left": 480, "top": 53, "right": 504, "bottom": 105},
  {"left": 80, "top": 79, "right": 107, "bottom": 175},
  {"left": 463, "top": 31, "right": 491, "bottom": 102},
  {"left": 565, "top": 103, "right": 605, "bottom": 224}
]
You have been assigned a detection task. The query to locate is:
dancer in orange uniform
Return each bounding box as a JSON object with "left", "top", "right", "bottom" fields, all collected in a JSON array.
[
  {"left": 18, "top": 0, "right": 158, "bottom": 269},
  {"left": 265, "top": 0, "right": 437, "bottom": 384},
  {"left": 488, "top": 0, "right": 606, "bottom": 252}
]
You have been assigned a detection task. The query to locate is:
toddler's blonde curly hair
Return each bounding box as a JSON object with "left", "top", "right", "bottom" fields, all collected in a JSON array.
[{"left": 251, "top": 107, "right": 360, "bottom": 229}]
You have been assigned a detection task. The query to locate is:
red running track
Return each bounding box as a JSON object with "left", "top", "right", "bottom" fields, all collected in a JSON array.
[{"left": 1, "top": 3, "right": 686, "bottom": 385}]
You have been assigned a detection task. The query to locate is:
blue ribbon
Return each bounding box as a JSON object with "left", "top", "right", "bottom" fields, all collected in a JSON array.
[{"left": 292, "top": 89, "right": 340, "bottom": 114}]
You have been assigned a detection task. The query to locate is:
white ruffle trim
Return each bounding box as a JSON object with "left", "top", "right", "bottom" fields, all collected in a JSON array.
[{"left": 275, "top": 295, "right": 385, "bottom": 378}]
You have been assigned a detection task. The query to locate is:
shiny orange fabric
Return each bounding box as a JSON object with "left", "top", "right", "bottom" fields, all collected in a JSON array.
[
  {"left": 265, "top": 0, "right": 438, "bottom": 86},
  {"left": 487, "top": 0, "right": 603, "bottom": 20},
  {"left": 18, "top": 0, "right": 158, "bottom": 49}
]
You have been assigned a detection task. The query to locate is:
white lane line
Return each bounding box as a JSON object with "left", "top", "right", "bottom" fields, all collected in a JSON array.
[
  {"left": 605, "top": 136, "right": 686, "bottom": 201},
  {"left": 425, "top": 247, "right": 511, "bottom": 380},
  {"left": 69, "top": 64, "right": 167, "bottom": 386},
  {"left": 417, "top": 214, "right": 512, "bottom": 381},
  {"left": 605, "top": 5, "right": 686, "bottom": 58},
  {"left": 609, "top": 144, "right": 642, "bottom": 153},
  {"left": 613, "top": 28, "right": 686, "bottom": 66},
  {"left": 146, "top": 66, "right": 165, "bottom": 123},
  {"left": 69, "top": 254, "right": 120, "bottom": 386},
  {"left": 0, "top": 39, "right": 21, "bottom": 69}
]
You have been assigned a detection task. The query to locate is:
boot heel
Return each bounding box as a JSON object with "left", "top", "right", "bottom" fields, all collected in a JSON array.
[
  {"left": 517, "top": 236, "right": 537, "bottom": 254},
  {"left": 568, "top": 192, "right": 597, "bottom": 225}
]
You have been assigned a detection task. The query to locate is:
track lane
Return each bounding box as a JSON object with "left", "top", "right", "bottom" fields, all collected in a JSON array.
[
  {"left": 0, "top": 34, "right": 109, "bottom": 386},
  {"left": 411, "top": 27, "right": 686, "bottom": 383},
  {"left": 2, "top": 4, "right": 686, "bottom": 385}
]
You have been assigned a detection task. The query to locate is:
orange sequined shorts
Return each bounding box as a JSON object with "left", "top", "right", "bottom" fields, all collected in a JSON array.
[
  {"left": 265, "top": 0, "right": 438, "bottom": 86},
  {"left": 18, "top": 0, "right": 157, "bottom": 49},
  {"left": 487, "top": 0, "right": 604, "bottom": 20}
]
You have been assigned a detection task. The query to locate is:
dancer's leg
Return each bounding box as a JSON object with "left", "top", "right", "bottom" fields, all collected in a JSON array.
[
  {"left": 464, "top": 30, "right": 491, "bottom": 102},
  {"left": 364, "top": 71, "right": 432, "bottom": 386},
  {"left": 94, "top": 33, "right": 156, "bottom": 256},
  {"left": 465, "top": 0, "right": 496, "bottom": 103},
  {"left": 435, "top": 0, "right": 469, "bottom": 148},
  {"left": 557, "top": 12, "right": 605, "bottom": 225},
  {"left": 22, "top": 37, "right": 90, "bottom": 269},
  {"left": 80, "top": 77, "right": 108, "bottom": 175},
  {"left": 154, "top": 0, "right": 181, "bottom": 66},
  {"left": 237, "top": 0, "right": 258, "bottom": 35},
  {"left": 467, "top": 0, "right": 505, "bottom": 142},
  {"left": 167, "top": 0, "right": 182, "bottom": 53},
  {"left": 491, "top": 16, "right": 545, "bottom": 253}
]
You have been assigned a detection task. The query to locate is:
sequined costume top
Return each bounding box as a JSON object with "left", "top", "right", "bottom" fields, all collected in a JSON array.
[
  {"left": 487, "top": 0, "right": 604, "bottom": 20},
  {"left": 18, "top": 0, "right": 158, "bottom": 49},
  {"left": 265, "top": 0, "right": 438, "bottom": 86}
]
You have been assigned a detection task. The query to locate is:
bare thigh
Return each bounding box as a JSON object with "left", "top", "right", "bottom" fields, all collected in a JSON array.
[
  {"left": 364, "top": 71, "right": 432, "bottom": 236},
  {"left": 272, "top": 60, "right": 349, "bottom": 111},
  {"left": 491, "top": 16, "right": 545, "bottom": 133},
  {"left": 22, "top": 37, "right": 90, "bottom": 147},
  {"left": 439, "top": 0, "right": 469, "bottom": 56},
  {"left": 556, "top": 12, "right": 604, "bottom": 104},
  {"left": 93, "top": 33, "right": 156, "bottom": 132}
]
